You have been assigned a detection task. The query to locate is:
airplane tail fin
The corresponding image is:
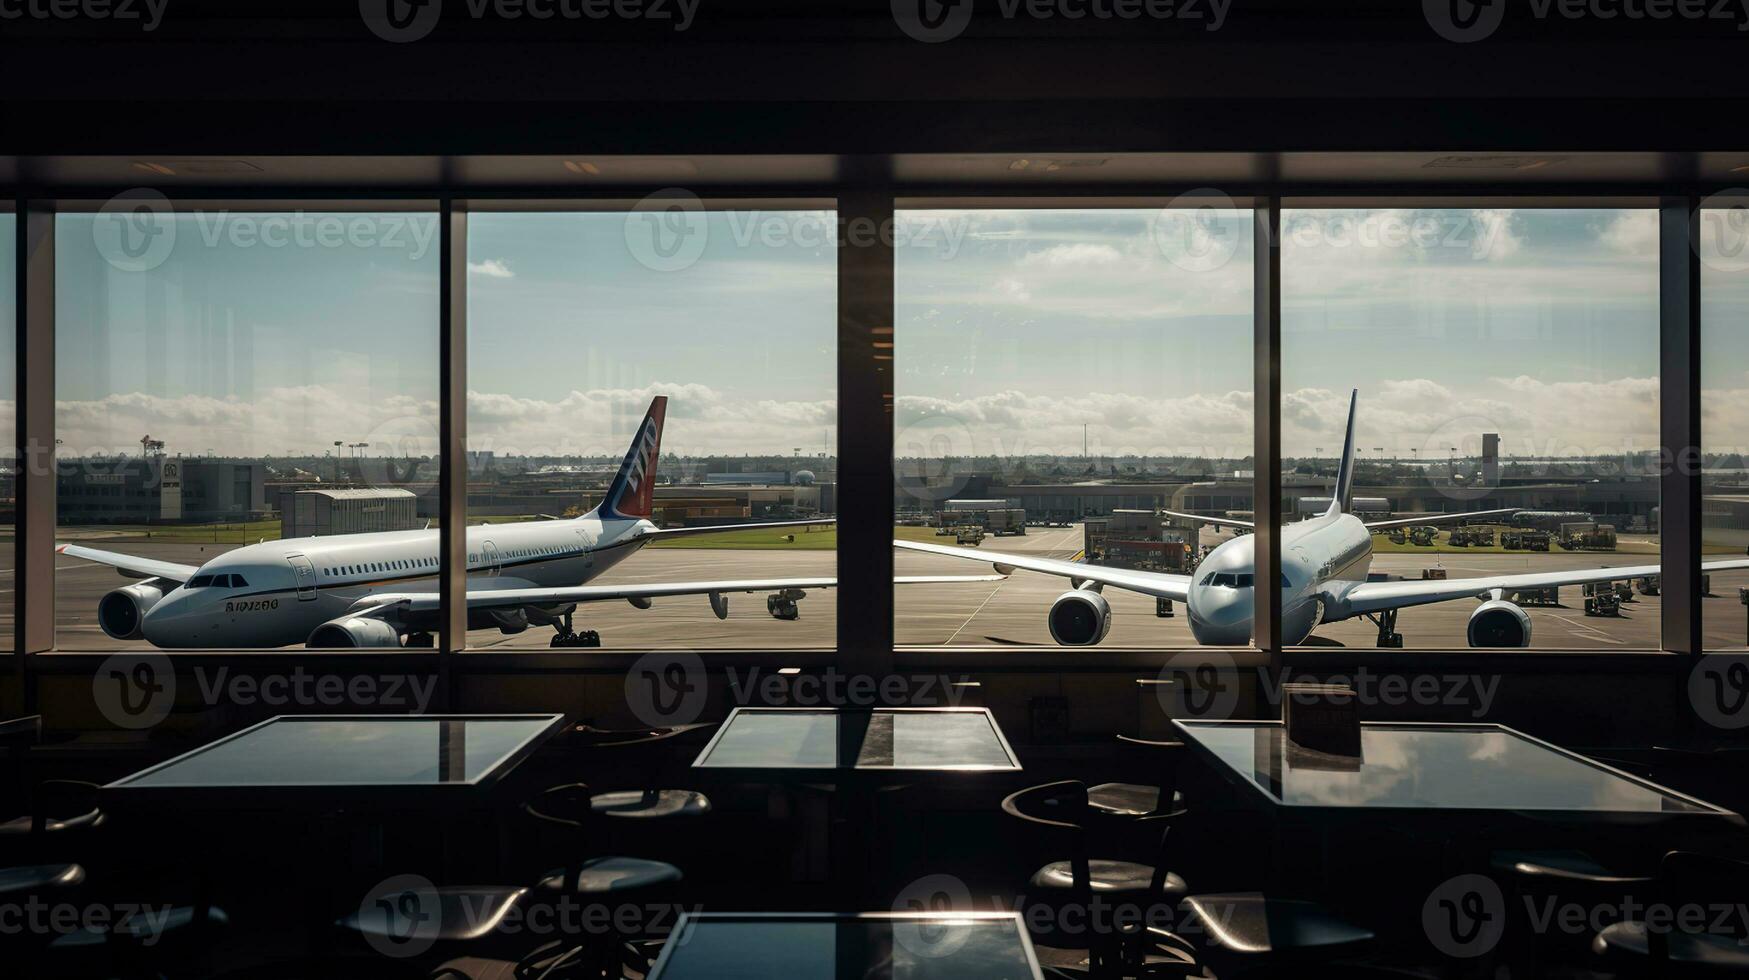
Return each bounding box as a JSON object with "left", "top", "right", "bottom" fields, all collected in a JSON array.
[
  {"left": 1327, "top": 389, "right": 1359, "bottom": 517},
  {"left": 595, "top": 396, "right": 667, "bottom": 521}
]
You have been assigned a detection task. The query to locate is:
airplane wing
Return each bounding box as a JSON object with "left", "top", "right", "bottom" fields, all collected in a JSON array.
[
  {"left": 895, "top": 539, "right": 1192, "bottom": 602},
  {"left": 1341, "top": 558, "right": 1749, "bottom": 616},
  {"left": 1364, "top": 508, "right": 1520, "bottom": 532},
  {"left": 55, "top": 543, "right": 199, "bottom": 583},
  {"left": 1162, "top": 510, "right": 1253, "bottom": 530},
  {"left": 634, "top": 518, "right": 836, "bottom": 541},
  {"left": 353, "top": 572, "right": 1008, "bottom": 617}
]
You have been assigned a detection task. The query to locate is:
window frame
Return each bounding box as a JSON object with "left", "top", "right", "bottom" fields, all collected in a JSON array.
[{"left": 0, "top": 182, "right": 1722, "bottom": 704}]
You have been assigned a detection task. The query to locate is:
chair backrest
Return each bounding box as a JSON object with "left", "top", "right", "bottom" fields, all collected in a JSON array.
[
  {"left": 1114, "top": 734, "right": 1185, "bottom": 810},
  {"left": 1659, "top": 851, "right": 1749, "bottom": 938},
  {"left": 1001, "top": 779, "right": 1091, "bottom": 892}
]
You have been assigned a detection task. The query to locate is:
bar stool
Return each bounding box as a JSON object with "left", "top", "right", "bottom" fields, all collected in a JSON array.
[
  {"left": 522, "top": 782, "right": 687, "bottom": 979},
  {"left": 1174, "top": 892, "right": 1376, "bottom": 978},
  {"left": 1002, "top": 779, "right": 1191, "bottom": 979},
  {"left": 1592, "top": 851, "right": 1749, "bottom": 977}
]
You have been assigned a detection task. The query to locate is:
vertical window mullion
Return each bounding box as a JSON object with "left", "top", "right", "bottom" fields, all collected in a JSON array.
[
  {"left": 438, "top": 199, "right": 467, "bottom": 706},
  {"left": 16, "top": 201, "right": 54, "bottom": 702},
  {"left": 1660, "top": 196, "right": 1702, "bottom": 657},
  {"left": 837, "top": 184, "right": 895, "bottom": 680},
  {"left": 1253, "top": 199, "right": 1283, "bottom": 662}
]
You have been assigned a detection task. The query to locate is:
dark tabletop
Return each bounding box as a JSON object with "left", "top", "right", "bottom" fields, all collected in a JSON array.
[
  {"left": 1175, "top": 720, "right": 1735, "bottom": 818},
  {"left": 693, "top": 708, "right": 1021, "bottom": 775},
  {"left": 646, "top": 912, "right": 1044, "bottom": 980},
  {"left": 104, "top": 714, "right": 566, "bottom": 805}
]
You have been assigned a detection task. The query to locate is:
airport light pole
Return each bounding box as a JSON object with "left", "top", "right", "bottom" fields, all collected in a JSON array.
[{"left": 333, "top": 440, "right": 343, "bottom": 483}]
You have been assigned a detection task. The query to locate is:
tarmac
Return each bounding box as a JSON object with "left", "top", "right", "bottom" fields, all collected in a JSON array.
[{"left": 25, "top": 525, "right": 1749, "bottom": 651}]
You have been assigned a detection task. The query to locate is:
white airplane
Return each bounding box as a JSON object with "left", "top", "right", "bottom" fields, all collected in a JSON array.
[
  {"left": 61, "top": 396, "right": 1001, "bottom": 649},
  {"left": 899, "top": 390, "right": 1749, "bottom": 648}
]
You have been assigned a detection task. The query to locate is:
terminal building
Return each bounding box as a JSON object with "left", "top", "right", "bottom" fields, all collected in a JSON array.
[
  {"left": 55, "top": 457, "right": 268, "bottom": 525},
  {"left": 278, "top": 488, "right": 420, "bottom": 539}
]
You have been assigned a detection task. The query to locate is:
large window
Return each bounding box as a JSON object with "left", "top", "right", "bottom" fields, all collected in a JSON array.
[
  {"left": 464, "top": 208, "right": 836, "bottom": 651},
  {"left": 894, "top": 206, "right": 1253, "bottom": 648},
  {"left": 55, "top": 207, "right": 439, "bottom": 650},
  {"left": 1703, "top": 203, "right": 1749, "bottom": 650},
  {"left": 1282, "top": 207, "right": 1660, "bottom": 650}
]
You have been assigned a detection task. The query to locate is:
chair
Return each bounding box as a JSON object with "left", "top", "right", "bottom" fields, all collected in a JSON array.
[
  {"left": 561, "top": 723, "right": 714, "bottom": 849},
  {"left": 0, "top": 716, "right": 105, "bottom": 861},
  {"left": 1086, "top": 735, "right": 1186, "bottom": 820},
  {"left": 0, "top": 862, "right": 86, "bottom": 964},
  {"left": 522, "top": 783, "right": 686, "bottom": 979},
  {"left": 1173, "top": 892, "right": 1375, "bottom": 978},
  {"left": 1002, "top": 779, "right": 1191, "bottom": 979},
  {"left": 1592, "top": 851, "right": 1749, "bottom": 977}
]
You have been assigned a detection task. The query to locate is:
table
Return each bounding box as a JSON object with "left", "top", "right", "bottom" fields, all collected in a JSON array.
[
  {"left": 1172, "top": 720, "right": 1738, "bottom": 821},
  {"left": 693, "top": 707, "right": 1022, "bottom": 780},
  {"left": 693, "top": 708, "right": 1021, "bottom": 891},
  {"left": 104, "top": 713, "right": 566, "bottom": 808},
  {"left": 645, "top": 912, "right": 1045, "bottom": 980}
]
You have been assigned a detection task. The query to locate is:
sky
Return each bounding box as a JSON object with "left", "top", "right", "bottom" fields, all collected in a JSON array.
[{"left": 16, "top": 206, "right": 1749, "bottom": 461}]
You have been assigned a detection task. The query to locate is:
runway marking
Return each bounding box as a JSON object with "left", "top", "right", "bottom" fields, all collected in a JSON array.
[
  {"left": 1547, "top": 613, "right": 1626, "bottom": 645},
  {"left": 944, "top": 581, "right": 1010, "bottom": 646}
]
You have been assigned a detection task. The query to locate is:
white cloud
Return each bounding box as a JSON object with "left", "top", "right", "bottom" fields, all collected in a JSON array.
[
  {"left": 1020, "top": 243, "right": 1123, "bottom": 268},
  {"left": 467, "top": 258, "right": 515, "bottom": 278}
]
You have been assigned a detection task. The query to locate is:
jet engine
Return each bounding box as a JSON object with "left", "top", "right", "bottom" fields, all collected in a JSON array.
[
  {"left": 98, "top": 580, "right": 168, "bottom": 641},
  {"left": 1467, "top": 599, "right": 1532, "bottom": 648},
  {"left": 307, "top": 616, "right": 405, "bottom": 648},
  {"left": 1048, "top": 589, "right": 1113, "bottom": 646}
]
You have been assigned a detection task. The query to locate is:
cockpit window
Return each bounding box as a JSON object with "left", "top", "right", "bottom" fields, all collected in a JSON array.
[
  {"left": 228, "top": 574, "right": 248, "bottom": 588},
  {"left": 187, "top": 574, "right": 213, "bottom": 588}
]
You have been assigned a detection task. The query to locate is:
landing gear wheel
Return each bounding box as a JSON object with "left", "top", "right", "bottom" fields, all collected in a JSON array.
[
  {"left": 1367, "top": 609, "right": 1403, "bottom": 648},
  {"left": 550, "top": 629, "right": 602, "bottom": 649}
]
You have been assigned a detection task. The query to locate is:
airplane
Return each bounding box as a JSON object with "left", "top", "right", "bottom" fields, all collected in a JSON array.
[
  {"left": 898, "top": 389, "right": 1749, "bottom": 648},
  {"left": 61, "top": 396, "right": 1003, "bottom": 649}
]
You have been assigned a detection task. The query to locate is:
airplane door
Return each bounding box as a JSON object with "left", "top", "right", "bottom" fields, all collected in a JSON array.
[
  {"left": 287, "top": 554, "right": 318, "bottom": 601},
  {"left": 482, "top": 540, "right": 501, "bottom": 578},
  {"left": 574, "top": 529, "right": 595, "bottom": 570}
]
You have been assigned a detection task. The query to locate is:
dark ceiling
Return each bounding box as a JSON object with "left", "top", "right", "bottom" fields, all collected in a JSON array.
[{"left": 1, "top": 0, "right": 1745, "bottom": 187}]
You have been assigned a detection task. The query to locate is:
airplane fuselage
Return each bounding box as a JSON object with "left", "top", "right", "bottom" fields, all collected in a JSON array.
[
  {"left": 134, "top": 514, "right": 656, "bottom": 648},
  {"left": 1183, "top": 510, "right": 1376, "bottom": 646}
]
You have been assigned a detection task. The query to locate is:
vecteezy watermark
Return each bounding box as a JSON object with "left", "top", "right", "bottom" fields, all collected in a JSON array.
[
  {"left": 93, "top": 656, "right": 438, "bottom": 730},
  {"left": 0, "top": 0, "right": 167, "bottom": 30},
  {"left": 1690, "top": 654, "right": 1749, "bottom": 730},
  {"left": 1423, "top": 874, "right": 1506, "bottom": 958},
  {"left": 1281, "top": 208, "right": 1514, "bottom": 260},
  {"left": 360, "top": 0, "right": 698, "bottom": 43},
  {"left": 1423, "top": 873, "right": 1749, "bottom": 959},
  {"left": 1152, "top": 661, "right": 1503, "bottom": 723},
  {"left": 357, "top": 874, "right": 442, "bottom": 959},
  {"left": 621, "top": 195, "right": 974, "bottom": 273},
  {"left": 90, "top": 194, "right": 439, "bottom": 274},
  {"left": 893, "top": 0, "right": 1228, "bottom": 43},
  {"left": 891, "top": 874, "right": 978, "bottom": 958},
  {"left": 889, "top": 873, "right": 1241, "bottom": 944},
  {"left": 1425, "top": 0, "right": 1749, "bottom": 42},
  {"left": 0, "top": 899, "right": 176, "bottom": 946},
  {"left": 625, "top": 655, "right": 980, "bottom": 727},
  {"left": 1700, "top": 191, "right": 1749, "bottom": 273},
  {"left": 1151, "top": 189, "right": 1246, "bottom": 273},
  {"left": 93, "top": 653, "right": 175, "bottom": 730}
]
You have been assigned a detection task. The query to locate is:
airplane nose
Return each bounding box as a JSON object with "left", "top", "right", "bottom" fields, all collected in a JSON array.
[
  {"left": 140, "top": 592, "right": 196, "bottom": 648},
  {"left": 1189, "top": 588, "right": 1254, "bottom": 646}
]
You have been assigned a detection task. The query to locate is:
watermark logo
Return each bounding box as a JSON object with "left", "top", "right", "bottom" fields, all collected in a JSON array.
[
  {"left": 93, "top": 652, "right": 174, "bottom": 730},
  {"left": 624, "top": 189, "right": 708, "bottom": 272},
  {"left": 1423, "top": 0, "right": 1504, "bottom": 42},
  {"left": 1152, "top": 189, "right": 1244, "bottom": 273},
  {"left": 1423, "top": 874, "right": 1506, "bottom": 958},
  {"left": 360, "top": 0, "right": 443, "bottom": 42},
  {"left": 93, "top": 189, "right": 176, "bottom": 273},
  {"left": 357, "top": 874, "right": 442, "bottom": 959},
  {"left": 0, "top": 0, "right": 168, "bottom": 30},
  {"left": 1691, "top": 654, "right": 1749, "bottom": 730},
  {"left": 1160, "top": 650, "right": 1241, "bottom": 721},
  {"left": 891, "top": 874, "right": 977, "bottom": 958},
  {"left": 892, "top": 0, "right": 975, "bottom": 41},
  {"left": 1700, "top": 192, "right": 1749, "bottom": 274},
  {"left": 625, "top": 651, "right": 708, "bottom": 727}
]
